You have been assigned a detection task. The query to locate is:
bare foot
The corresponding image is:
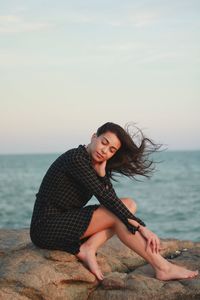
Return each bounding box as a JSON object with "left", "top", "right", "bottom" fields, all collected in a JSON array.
[
  {"left": 156, "top": 261, "right": 199, "bottom": 281},
  {"left": 76, "top": 244, "right": 104, "bottom": 281}
]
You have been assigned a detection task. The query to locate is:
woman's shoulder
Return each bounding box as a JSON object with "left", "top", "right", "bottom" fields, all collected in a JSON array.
[
  {"left": 66, "top": 144, "right": 87, "bottom": 155},
  {"left": 63, "top": 144, "right": 90, "bottom": 161}
]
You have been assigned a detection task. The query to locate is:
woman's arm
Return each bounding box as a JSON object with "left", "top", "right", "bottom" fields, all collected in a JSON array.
[{"left": 65, "top": 148, "right": 146, "bottom": 234}]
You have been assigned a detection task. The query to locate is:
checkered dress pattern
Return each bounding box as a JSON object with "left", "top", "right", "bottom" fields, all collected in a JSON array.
[{"left": 30, "top": 145, "right": 145, "bottom": 254}]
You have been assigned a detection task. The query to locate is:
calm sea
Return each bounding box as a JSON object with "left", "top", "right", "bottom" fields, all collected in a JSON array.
[{"left": 0, "top": 150, "right": 199, "bottom": 242}]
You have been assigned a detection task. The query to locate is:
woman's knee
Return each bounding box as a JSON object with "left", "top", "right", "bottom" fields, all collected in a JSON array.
[{"left": 121, "top": 197, "right": 137, "bottom": 213}]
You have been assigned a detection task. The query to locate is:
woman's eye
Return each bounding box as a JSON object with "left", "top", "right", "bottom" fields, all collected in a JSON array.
[{"left": 110, "top": 149, "right": 116, "bottom": 154}]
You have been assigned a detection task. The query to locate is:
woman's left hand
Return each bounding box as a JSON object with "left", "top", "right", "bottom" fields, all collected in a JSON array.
[
  {"left": 93, "top": 160, "right": 107, "bottom": 177},
  {"left": 139, "top": 226, "right": 161, "bottom": 254}
]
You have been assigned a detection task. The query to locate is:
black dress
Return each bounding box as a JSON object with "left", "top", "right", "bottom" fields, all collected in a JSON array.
[{"left": 30, "top": 145, "right": 145, "bottom": 254}]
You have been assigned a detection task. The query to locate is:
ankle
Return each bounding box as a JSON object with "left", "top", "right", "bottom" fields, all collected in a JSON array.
[
  {"left": 80, "top": 242, "right": 96, "bottom": 254},
  {"left": 155, "top": 261, "right": 170, "bottom": 272}
]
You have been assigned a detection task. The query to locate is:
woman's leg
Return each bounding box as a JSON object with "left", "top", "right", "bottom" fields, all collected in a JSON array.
[
  {"left": 77, "top": 198, "right": 136, "bottom": 280},
  {"left": 77, "top": 199, "right": 198, "bottom": 281},
  {"left": 114, "top": 221, "right": 198, "bottom": 281}
]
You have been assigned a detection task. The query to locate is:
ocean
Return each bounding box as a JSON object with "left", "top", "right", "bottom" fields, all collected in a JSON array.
[{"left": 0, "top": 150, "right": 199, "bottom": 242}]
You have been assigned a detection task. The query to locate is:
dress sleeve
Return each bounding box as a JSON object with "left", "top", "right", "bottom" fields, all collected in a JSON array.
[{"left": 65, "top": 148, "right": 146, "bottom": 234}]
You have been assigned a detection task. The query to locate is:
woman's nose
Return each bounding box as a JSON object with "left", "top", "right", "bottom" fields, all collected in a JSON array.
[{"left": 102, "top": 147, "right": 107, "bottom": 154}]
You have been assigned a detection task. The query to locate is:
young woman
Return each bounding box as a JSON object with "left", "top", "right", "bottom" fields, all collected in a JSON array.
[{"left": 30, "top": 122, "right": 198, "bottom": 281}]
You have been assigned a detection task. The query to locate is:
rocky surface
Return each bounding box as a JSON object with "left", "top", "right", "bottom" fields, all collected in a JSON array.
[{"left": 0, "top": 228, "right": 199, "bottom": 300}]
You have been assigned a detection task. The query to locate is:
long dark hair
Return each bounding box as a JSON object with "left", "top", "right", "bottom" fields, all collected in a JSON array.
[{"left": 97, "top": 122, "right": 162, "bottom": 180}]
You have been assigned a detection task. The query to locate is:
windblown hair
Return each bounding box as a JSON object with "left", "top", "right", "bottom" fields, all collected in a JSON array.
[{"left": 97, "top": 122, "right": 162, "bottom": 180}]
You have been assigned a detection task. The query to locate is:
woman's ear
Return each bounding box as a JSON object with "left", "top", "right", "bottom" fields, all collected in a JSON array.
[{"left": 91, "top": 133, "right": 97, "bottom": 141}]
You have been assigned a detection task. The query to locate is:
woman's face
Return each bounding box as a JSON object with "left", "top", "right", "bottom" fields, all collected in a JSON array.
[{"left": 87, "top": 131, "right": 121, "bottom": 163}]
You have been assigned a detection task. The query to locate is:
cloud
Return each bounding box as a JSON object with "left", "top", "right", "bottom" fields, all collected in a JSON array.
[
  {"left": 135, "top": 52, "right": 181, "bottom": 64},
  {"left": 129, "top": 12, "right": 158, "bottom": 28},
  {"left": 60, "top": 11, "right": 97, "bottom": 24},
  {"left": 102, "top": 11, "right": 159, "bottom": 28},
  {"left": 0, "top": 15, "right": 51, "bottom": 33},
  {"left": 61, "top": 9, "right": 159, "bottom": 28},
  {"left": 99, "top": 42, "right": 144, "bottom": 52},
  {"left": 0, "top": 7, "right": 159, "bottom": 35}
]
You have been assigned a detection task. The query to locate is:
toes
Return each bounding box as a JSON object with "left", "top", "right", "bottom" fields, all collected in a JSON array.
[
  {"left": 97, "top": 270, "right": 104, "bottom": 281},
  {"left": 194, "top": 271, "right": 198, "bottom": 277},
  {"left": 187, "top": 271, "right": 198, "bottom": 279},
  {"left": 192, "top": 271, "right": 198, "bottom": 277},
  {"left": 97, "top": 273, "right": 104, "bottom": 281}
]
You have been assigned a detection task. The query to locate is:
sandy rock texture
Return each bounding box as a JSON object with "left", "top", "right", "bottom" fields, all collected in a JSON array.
[{"left": 0, "top": 229, "right": 199, "bottom": 300}]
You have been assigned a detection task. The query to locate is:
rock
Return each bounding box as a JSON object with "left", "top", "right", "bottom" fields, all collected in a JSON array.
[
  {"left": 0, "top": 229, "right": 199, "bottom": 300},
  {"left": 101, "top": 272, "right": 127, "bottom": 289},
  {"left": 0, "top": 229, "right": 97, "bottom": 300},
  {"left": 90, "top": 247, "right": 200, "bottom": 300},
  {"left": 0, "top": 229, "right": 30, "bottom": 255}
]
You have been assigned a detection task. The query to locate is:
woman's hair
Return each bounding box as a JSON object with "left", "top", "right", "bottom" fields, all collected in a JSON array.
[{"left": 96, "top": 122, "right": 162, "bottom": 180}]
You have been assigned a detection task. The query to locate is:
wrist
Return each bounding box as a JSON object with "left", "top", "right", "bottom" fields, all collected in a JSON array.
[
  {"left": 97, "top": 171, "right": 106, "bottom": 177},
  {"left": 99, "top": 172, "right": 106, "bottom": 177},
  {"left": 137, "top": 225, "right": 145, "bottom": 233}
]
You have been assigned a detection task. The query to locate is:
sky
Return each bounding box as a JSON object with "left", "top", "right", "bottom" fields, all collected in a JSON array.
[{"left": 0, "top": 0, "right": 200, "bottom": 154}]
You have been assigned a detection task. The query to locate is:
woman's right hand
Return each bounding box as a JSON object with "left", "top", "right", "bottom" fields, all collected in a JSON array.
[{"left": 139, "top": 226, "right": 161, "bottom": 254}]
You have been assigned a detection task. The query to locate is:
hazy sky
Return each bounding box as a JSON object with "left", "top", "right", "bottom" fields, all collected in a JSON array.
[{"left": 0, "top": 0, "right": 199, "bottom": 153}]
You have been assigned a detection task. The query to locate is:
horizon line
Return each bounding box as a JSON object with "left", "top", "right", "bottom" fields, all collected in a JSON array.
[{"left": 0, "top": 148, "right": 200, "bottom": 156}]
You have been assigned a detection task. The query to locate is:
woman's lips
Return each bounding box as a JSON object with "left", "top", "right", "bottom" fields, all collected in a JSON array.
[{"left": 96, "top": 152, "right": 104, "bottom": 159}]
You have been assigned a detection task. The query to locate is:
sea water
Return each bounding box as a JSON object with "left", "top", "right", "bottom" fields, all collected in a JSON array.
[{"left": 0, "top": 150, "right": 199, "bottom": 242}]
